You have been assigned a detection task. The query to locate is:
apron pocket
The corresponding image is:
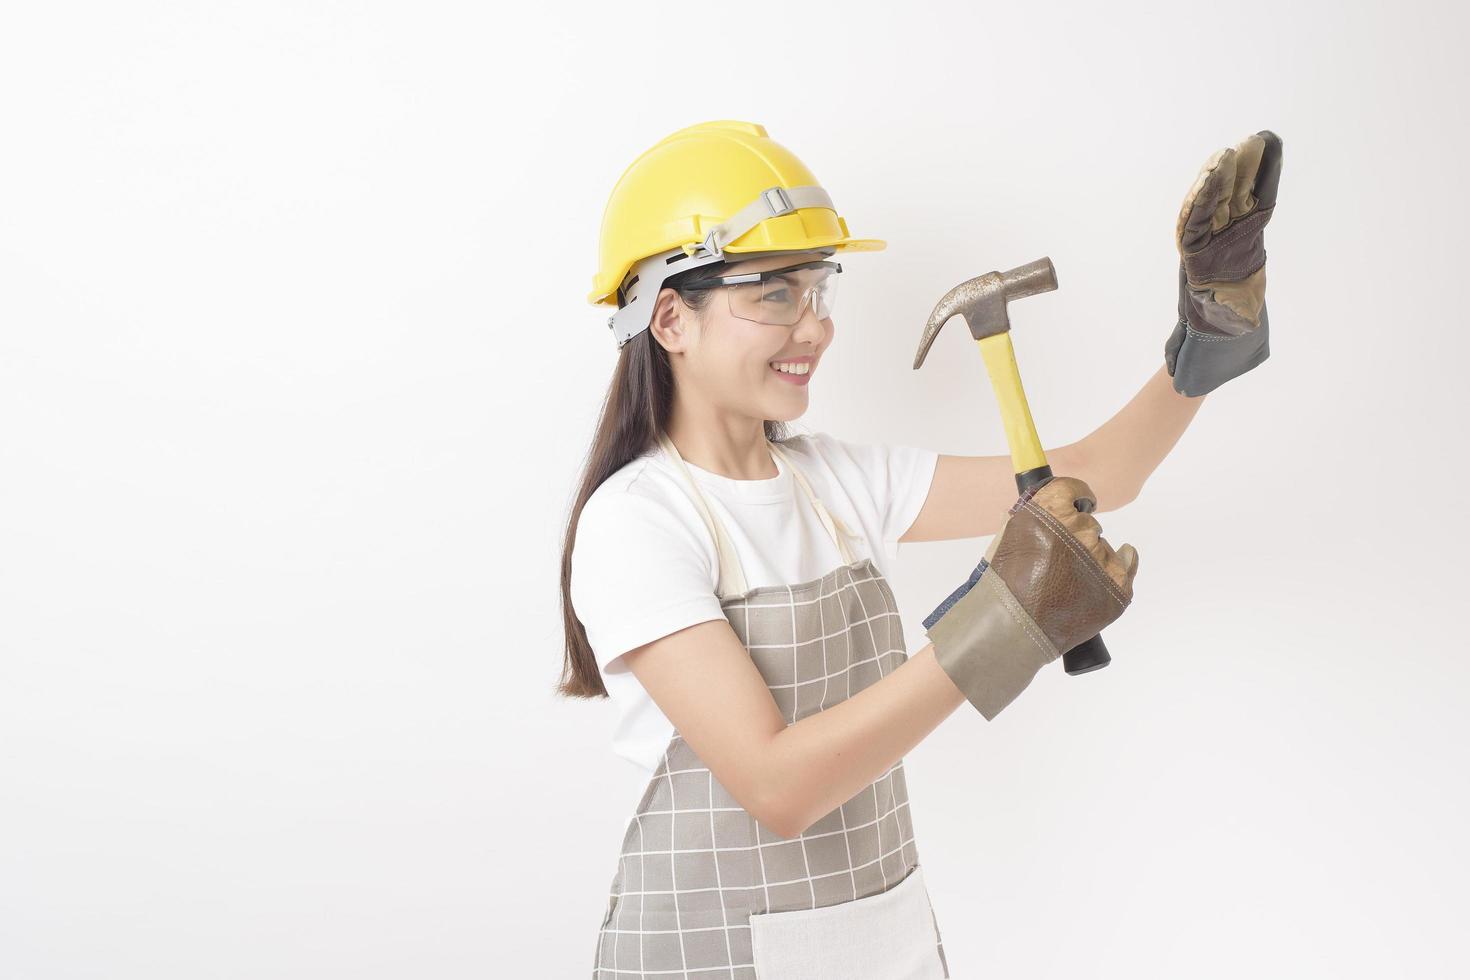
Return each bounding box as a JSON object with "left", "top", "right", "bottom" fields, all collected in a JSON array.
[{"left": 747, "top": 864, "right": 945, "bottom": 980}]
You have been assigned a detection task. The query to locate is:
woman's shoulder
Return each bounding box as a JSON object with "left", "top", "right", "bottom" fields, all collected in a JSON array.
[
  {"left": 584, "top": 446, "right": 683, "bottom": 514},
  {"left": 771, "top": 428, "right": 840, "bottom": 460},
  {"left": 774, "top": 429, "right": 874, "bottom": 478},
  {"left": 578, "top": 449, "right": 710, "bottom": 554},
  {"left": 776, "top": 429, "right": 940, "bottom": 527},
  {"left": 779, "top": 428, "right": 932, "bottom": 474}
]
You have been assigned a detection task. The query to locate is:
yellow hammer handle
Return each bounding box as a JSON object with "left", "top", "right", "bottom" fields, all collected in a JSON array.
[{"left": 977, "top": 333, "right": 1048, "bottom": 475}]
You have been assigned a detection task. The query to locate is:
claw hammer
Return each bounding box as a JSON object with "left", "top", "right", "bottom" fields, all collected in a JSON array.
[{"left": 913, "top": 256, "right": 1111, "bottom": 675}]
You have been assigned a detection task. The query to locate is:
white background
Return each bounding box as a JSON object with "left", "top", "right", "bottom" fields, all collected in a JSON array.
[{"left": 3, "top": 1, "right": 1467, "bottom": 977}]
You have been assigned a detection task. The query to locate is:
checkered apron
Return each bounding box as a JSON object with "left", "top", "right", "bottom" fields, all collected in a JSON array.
[{"left": 592, "top": 434, "right": 949, "bottom": 979}]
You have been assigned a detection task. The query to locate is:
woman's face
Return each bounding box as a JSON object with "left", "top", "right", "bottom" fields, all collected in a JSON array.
[{"left": 657, "top": 250, "right": 836, "bottom": 424}]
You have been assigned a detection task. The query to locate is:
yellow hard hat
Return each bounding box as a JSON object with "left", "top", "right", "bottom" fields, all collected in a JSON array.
[{"left": 590, "top": 120, "right": 885, "bottom": 347}]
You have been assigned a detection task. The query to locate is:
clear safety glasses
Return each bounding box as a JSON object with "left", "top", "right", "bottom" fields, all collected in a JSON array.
[{"left": 679, "top": 260, "right": 842, "bottom": 326}]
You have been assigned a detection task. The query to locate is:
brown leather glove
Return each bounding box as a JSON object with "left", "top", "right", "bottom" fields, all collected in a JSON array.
[
  {"left": 922, "top": 477, "right": 1139, "bottom": 720},
  {"left": 1164, "top": 129, "right": 1284, "bottom": 397}
]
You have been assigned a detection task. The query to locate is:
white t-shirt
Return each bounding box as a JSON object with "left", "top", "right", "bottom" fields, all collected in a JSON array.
[{"left": 569, "top": 430, "right": 940, "bottom": 777}]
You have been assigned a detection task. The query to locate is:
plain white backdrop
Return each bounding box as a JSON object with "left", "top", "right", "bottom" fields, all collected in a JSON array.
[{"left": 2, "top": 1, "right": 1467, "bottom": 977}]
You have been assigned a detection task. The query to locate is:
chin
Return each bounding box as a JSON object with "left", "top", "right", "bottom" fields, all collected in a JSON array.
[{"left": 767, "top": 400, "right": 809, "bottom": 424}]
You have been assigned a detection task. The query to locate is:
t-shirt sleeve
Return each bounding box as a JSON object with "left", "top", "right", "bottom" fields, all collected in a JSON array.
[
  {"left": 569, "top": 486, "right": 727, "bottom": 676},
  {"left": 810, "top": 432, "right": 939, "bottom": 561}
]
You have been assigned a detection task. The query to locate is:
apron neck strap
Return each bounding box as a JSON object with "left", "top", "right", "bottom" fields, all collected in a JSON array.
[
  {"left": 766, "top": 439, "right": 859, "bottom": 565},
  {"left": 656, "top": 432, "right": 749, "bottom": 597},
  {"left": 656, "top": 432, "right": 859, "bottom": 599}
]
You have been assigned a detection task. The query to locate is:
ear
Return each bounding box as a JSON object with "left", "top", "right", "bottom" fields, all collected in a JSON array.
[{"left": 648, "top": 288, "right": 694, "bottom": 355}]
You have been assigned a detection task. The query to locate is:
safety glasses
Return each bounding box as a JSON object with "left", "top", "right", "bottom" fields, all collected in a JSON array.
[{"left": 678, "top": 260, "right": 842, "bottom": 326}]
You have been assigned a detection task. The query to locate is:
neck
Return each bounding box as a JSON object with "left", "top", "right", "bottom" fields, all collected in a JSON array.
[{"left": 664, "top": 394, "right": 776, "bottom": 480}]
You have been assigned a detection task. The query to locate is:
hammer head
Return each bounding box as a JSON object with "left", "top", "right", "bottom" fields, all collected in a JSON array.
[{"left": 912, "top": 256, "right": 1058, "bottom": 369}]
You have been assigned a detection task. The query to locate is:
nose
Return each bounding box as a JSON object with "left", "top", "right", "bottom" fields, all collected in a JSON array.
[{"left": 790, "top": 293, "right": 827, "bottom": 344}]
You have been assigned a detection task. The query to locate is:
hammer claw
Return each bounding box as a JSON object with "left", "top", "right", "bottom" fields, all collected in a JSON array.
[
  {"left": 911, "top": 258, "right": 1057, "bottom": 370},
  {"left": 913, "top": 293, "right": 962, "bottom": 369}
]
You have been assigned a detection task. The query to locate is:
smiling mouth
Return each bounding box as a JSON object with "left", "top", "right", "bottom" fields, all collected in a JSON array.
[{"left": 770, "top": 359, "right": 814, "bottom": 385}]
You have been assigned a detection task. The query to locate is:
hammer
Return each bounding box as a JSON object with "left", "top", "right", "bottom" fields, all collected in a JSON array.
[{"left": 913, "top": 256, "right": 1112, "bottom": 675}]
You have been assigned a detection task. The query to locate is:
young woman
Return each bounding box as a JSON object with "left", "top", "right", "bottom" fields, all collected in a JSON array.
[{"left": 559, "top": 121, "right": 1281, "bottom": 978}]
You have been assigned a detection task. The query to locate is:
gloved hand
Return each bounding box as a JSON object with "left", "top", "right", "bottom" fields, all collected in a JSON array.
[
  {"left": 922, "top": 476, "right": 1139, "bottom": 720},
  {"left": 1164, "top": 130, "right": 1284, "bottom": 397}
]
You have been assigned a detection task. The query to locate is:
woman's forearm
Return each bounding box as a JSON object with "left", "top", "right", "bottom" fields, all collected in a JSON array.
[
  {"left": 755, "top": 368, "right": 1200, "bottom": 837},
  {"left": 762, "top": 643, "right": 967, "bottom": 837},
  {"left": 1075, "top": 363, "right": 1206, "bottom": 507}
]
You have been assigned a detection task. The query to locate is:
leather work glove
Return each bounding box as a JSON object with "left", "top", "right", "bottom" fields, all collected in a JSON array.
[
  {"left": 921, "top": 477, "right": 1139, "bottom": 720},
  {"left": 1164, "top": 129, "right": 1284, "bottom": 397}
]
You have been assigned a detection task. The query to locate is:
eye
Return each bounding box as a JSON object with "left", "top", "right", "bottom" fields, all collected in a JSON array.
[{"left": 762, "top": 287, "right": 791, "bottom": 302}]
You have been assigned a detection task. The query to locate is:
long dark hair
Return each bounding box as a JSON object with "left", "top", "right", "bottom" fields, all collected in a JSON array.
[{"left": 555, "top": 265, "right": 790, "bottom": 698}]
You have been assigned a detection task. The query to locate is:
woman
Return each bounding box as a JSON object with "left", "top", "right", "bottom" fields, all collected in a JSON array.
[{"left": 559, "top": 120, "right": 1280, "bottom": 978}]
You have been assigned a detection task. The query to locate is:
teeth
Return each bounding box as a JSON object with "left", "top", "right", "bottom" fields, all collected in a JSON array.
[{"left": 772, "top": 362, "right": 810, "bottom": 375}]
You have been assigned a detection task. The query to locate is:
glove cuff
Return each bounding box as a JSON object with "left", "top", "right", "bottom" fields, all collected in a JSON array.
[
  {"left": 1164, "top": 305, "right": 1271, "bottom": 397},
  {"left": 926, "top": 564, "right": 1059, "bottom": 721}
]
